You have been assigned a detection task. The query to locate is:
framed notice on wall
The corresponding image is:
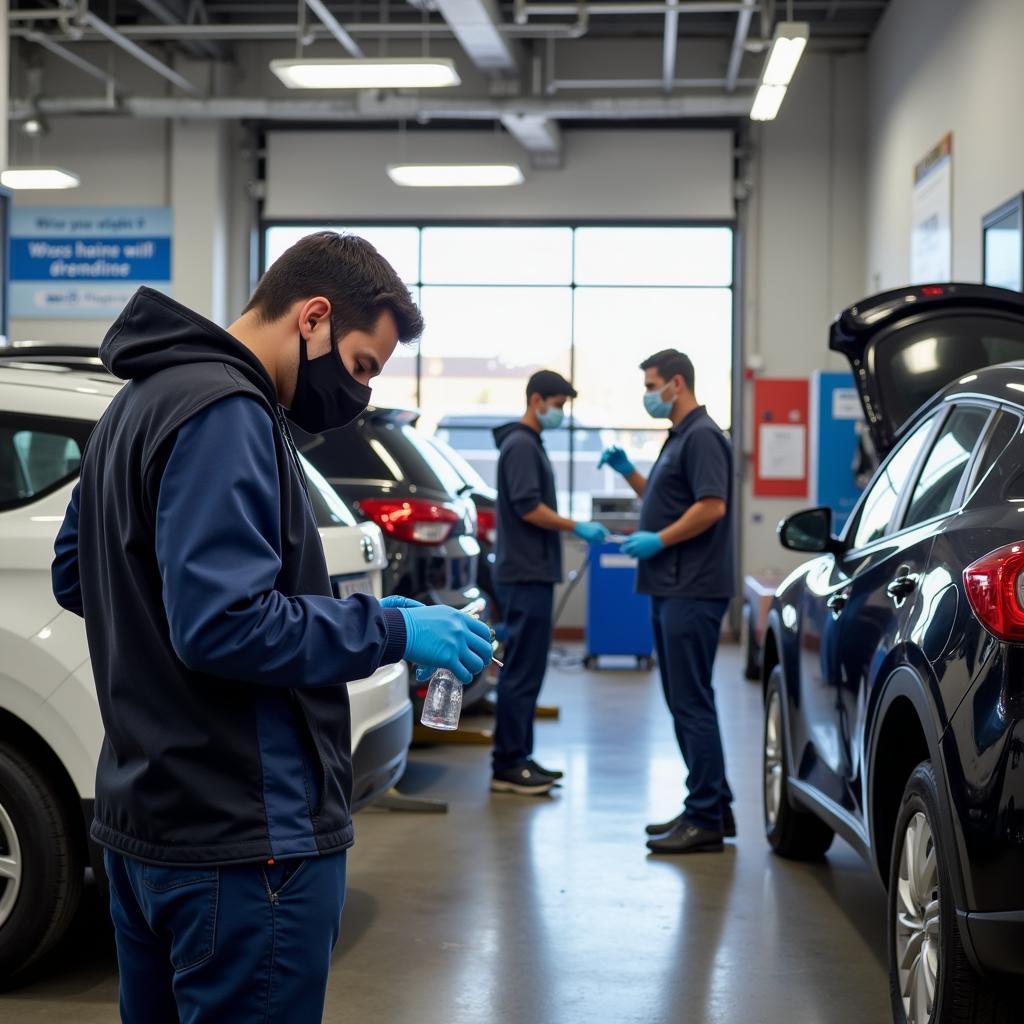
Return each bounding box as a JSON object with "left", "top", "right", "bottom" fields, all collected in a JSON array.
[
  {"left": 982, "top": 193, "right": 1024, "bottom": 292},
  {"left": 910, "top": 133, "right": 953, "bottom": 285},
  {"left": 9, "top": 207, "right": 172, "bottom": 320}
]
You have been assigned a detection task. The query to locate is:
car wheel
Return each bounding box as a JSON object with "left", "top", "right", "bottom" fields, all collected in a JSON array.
[
  {"left": 0, "top": 743, "right": 83, "bottom": 980},
  {"left": 742, "top": 603, "right": 761, "bottom": 681},
  {"left": 888, "top": 762, "right": 1018, "bottom": 1024},
  {"left": 763, "top": 665, "right": 834, "bottom": 860}
]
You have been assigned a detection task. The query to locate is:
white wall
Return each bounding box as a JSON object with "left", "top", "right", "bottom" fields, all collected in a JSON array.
[
  {"left": 265, "top": 128, "right": 736, "bottom": 221},
  {"left": 740, "top": 51, "right": 868, "bottom": 582},
  {"left": 866, "top": 0, "right": 1024, "bottom": 290}
]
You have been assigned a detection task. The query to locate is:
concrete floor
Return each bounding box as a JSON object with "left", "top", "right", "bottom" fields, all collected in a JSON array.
[{"left": 1, "top": 644, "right": 891, "bottom": 1023}]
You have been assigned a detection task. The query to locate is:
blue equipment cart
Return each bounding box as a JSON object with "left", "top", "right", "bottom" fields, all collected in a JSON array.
[{"left": 583, "top": 541, "right": 654, "bottom": 669}]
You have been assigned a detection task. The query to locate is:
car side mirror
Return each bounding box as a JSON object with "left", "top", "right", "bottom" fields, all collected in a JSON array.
[{"left": 778, "top": 507, "right": 841, "bottom": 554}]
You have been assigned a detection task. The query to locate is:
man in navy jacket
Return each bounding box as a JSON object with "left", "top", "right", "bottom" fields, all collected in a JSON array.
[{"left": 52, "top": 232, "right": 492, "bottom": 1023}]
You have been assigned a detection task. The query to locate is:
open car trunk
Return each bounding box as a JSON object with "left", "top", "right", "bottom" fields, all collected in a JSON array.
[{"left": 829, "top": 283, "right": 1024, "bottom": 462}]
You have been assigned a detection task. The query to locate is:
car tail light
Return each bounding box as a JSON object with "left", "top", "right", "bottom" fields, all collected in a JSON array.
[
  {"left": 963, "top": 542, "right": 1024, "bottom": 642},
  {"left": 920, "top": 285, "right": 945, "bottom": 297},
  {"left": 358, "top": 498, "right": 459, "bottom": 546},
  {"left": 477, "top": 508, "right": 497, "bottom": 545}
]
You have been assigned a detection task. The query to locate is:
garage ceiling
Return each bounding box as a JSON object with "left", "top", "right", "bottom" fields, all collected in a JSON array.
[{"left": 7, "top": 0, "right": 890, "bottom": 160}]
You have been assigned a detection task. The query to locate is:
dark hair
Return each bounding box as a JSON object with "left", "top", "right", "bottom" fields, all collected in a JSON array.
[
  {"left": 245, "top": 231, "right": 424, "bottom": 343},
  {"left": 640, "top": 348, "right": 695, "bottom": 392}
]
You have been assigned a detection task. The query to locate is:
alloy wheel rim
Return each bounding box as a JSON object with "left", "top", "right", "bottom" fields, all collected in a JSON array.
[
  {"left": 764, "top": 690, "right": 783, "bottom": 828},
  {"left": 895, "top": 811, "right": 940, "bottom": 1024},
  {"left": 0, "top": 801, "right": 23, "bottom": 930}
]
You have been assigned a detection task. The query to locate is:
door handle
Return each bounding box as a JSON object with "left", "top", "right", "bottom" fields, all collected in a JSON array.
[
  {"left": 827, "top": 589, "right": 850, "bottom": 617},
  {"left": 886, "top": 571, "right": 919, "bottom": 602}
]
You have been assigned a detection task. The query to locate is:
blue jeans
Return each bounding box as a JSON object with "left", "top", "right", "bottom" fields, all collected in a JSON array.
[
  {"left": 652, "top": 596, "right": 734, "bottom": 831},
  {"left": 104, "top": 849, "right": 347, "bottom": 1024},
  {"left": 492, "top": 581, "right": 554, "bottom": 772}
]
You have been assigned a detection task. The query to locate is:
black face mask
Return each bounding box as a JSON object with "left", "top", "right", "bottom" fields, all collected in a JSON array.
[{"left": 287, "top": 327, "right": 371, "bottom": 434}]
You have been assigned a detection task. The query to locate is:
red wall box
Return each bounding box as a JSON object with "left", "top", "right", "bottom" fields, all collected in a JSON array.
[{"left": 753, "top": 378, "right": 809, "bottom": 498}]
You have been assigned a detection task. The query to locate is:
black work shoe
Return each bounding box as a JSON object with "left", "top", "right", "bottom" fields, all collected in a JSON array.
[
  {"left": 723, "top": 806, "right": 737, "bottom": 840},
  {"left": 646, "top": 819, "right": 724, "bottom": 855},
  {"left": 646, "top": 811, "right": 685, "bottom": 836},
  {"left": 491, "top": 765, "right": 556, "bottom": 796},
  {"left": 527, "top": 759, "right": 564, "bottom": 780},
  {"left": 647, "top": 807, "right": 737, "bottom": 838}
]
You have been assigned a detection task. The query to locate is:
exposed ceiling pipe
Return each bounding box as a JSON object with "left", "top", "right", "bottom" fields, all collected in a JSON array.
[
  {"left": 135, "top": 0, "right": 225, "bottom": 60},
  {"left": 434, "top": 0, "right": 520, "bottom": 74},
  {"left": 78, "top": 11, "right": 203, "bottom": 95},
  {"left": 523, "top": 2, "right": 758, "bottom": 14},
  {"left": 10, "top": 91, "right": 754, "bottom": 120},
  {"left": 661, "top": 0, "right": 679, "bottom": 94},
  {"left": 725, "top": 0, "right": 756, "bottom": 92},
  {"left": 302, "top": 0, "right": 364, "bottom": 57},
  {"left": 550, "top": 75, "right": 757, "bottom": 90},
  {"left": 21, "top": 29, "right": 124, "bottom": 89}
]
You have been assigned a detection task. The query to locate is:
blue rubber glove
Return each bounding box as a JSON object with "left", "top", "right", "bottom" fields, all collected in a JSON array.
[
  {"left": 621, "top": 531, "right": 664, "bottom": 560},
  {"left": 398, "top": 605, "right": 493, "bottom": 685},
  {"left": 380, "top": 595, "right": 424, "bottom": 609},
  {"left": 574, "top": 521, "right": 610, "bottom": 546},
  {"left": 597, "top": 445, "right": 635, "bottom": 476}
]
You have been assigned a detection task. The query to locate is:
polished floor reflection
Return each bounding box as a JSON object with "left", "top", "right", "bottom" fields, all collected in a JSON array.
[{"left": 1, "top": 644, "right": 890, "bottom": 1023}]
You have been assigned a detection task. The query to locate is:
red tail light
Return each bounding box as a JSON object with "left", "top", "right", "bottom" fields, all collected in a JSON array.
[
  {"left": 359, "top": 498, "right": 459, "bottom": 546},
  {"left": 477, "top": 508, "right": 497, "bottom": 545},
  {"left": 920, "top": 285, "right": 945, "bottom": 297},
  {"left": 963, "top": 542, "right": 1024, "bottom": 642}
]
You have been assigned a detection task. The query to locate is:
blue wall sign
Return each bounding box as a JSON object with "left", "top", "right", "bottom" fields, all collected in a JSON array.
[
  {"left": 9, "top": 207, "right": 172, "bottom": 320},
  {"left": 809, "top": 370, "right": 864, "bottom": 531}
]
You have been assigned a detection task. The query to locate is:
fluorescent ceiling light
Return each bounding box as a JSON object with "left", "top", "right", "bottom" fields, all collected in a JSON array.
[
  {"left": 0, "top": 166, "right": 80, "bottom": 190},
  {"left": 270, "top": 57, "right": 460, "bottom": 90},
  {"left": 387, "top": 164, "right": 525, "bottom": 188},
  {"left": 762, "top": 22, "right": 809, "bottom": 86},
  {"left": 750, "top": 84, "right": 787, "bottom": 122}
]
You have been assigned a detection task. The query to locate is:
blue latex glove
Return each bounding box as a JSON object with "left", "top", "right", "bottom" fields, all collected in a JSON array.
[
  {"left": 399, "top": 605, "right": 493, "bottom": 685},
  {"left": 574, "top": 521, "right": 610, "bottom": 546},
  {"left": 621, "top": 531, "right": 664, "bottom": 560},
  {"left": 380, "top": 595, "right": 424, "bottom": 609},
  {"left": 597, "top": 445, "right": 635, "bottom": 476}
]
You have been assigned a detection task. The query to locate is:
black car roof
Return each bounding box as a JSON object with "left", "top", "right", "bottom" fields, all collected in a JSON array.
[{"left": 911, "top": 359, "right": 1024, "bottom": 422}]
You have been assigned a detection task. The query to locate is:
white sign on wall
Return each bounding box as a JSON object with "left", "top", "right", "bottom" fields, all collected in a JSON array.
[{"left": 910, "top": 133, "right": 952, "bottom": 285}]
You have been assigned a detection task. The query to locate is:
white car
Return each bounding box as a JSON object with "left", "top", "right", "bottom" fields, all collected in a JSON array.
[{"left": 0, "top": 362, "right": 412, "bottom": 978}]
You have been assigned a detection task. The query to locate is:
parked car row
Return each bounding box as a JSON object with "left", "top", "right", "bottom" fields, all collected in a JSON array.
[{"left": 762, "top": 283, "right": 1024, "bottom": 1024}]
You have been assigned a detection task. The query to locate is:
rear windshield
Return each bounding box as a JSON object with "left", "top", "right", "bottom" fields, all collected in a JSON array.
[
  {"left": 294, "top": 420, "right": 465, "bottom": 496},
  {"left": 872, "top": 312, "right": 1024, "bottom": 430}
]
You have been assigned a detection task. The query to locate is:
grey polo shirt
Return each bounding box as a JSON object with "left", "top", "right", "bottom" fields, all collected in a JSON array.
[
  {"left": 493, "top": 421, "right": 563, "bottom": 585},
  {"left": 636, "top": 406, "right": 735, "bottom": 600}
]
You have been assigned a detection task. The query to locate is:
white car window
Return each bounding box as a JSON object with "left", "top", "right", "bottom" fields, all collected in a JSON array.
[{"left": 0, "top": 419, "right": 87, "bottom": 509}]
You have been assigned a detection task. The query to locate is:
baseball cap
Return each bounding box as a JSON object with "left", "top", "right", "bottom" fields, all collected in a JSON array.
[{"left": 526, "top": 369, "right": 577, "bottom": 400}]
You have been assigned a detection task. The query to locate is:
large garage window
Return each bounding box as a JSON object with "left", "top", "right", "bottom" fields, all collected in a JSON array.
[{"left": 264, "top": 224, "right": 734, "bottom": 516}]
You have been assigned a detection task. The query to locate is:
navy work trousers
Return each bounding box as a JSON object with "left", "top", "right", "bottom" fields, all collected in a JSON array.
[
  {"left": 492, "top": 581, "right": 554, "bottom": 772},
  {"left": 652, "top": 596, "right": 734, "bottom": 831},
  {"left": 104, "top": 848, "right": 347, "bottom": 1024}
]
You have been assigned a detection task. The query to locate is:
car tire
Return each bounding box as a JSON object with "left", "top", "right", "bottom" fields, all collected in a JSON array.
[
  {"left": 887, "top": 762, "right": 1019, "bottom": 1024},
  {"left": 0, "top": 743, "right": 83, "bottom": 980},
  {"left": 742, "top": 602, "right": 761, "bottom": 681},
  {"left": 763, "top": 665, "right": 835, "bottom": 860}
]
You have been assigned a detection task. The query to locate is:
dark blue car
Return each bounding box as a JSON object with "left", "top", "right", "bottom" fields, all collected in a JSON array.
[{"left": 762, "top": 284, "right": 1024, "bottom": 1024}]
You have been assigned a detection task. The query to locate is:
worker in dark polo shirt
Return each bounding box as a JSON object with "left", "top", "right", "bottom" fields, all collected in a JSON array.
[
  {"left": 491, "top": 370, "right": 609, "bottom": 796},
  {"left": 599, "top": 349, "right": 736, "bottom": 853}
]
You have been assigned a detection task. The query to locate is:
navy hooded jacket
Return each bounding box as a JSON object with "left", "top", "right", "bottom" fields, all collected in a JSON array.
[{"left": 51, "top": 286, "right": 408, "bottom": 865}]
